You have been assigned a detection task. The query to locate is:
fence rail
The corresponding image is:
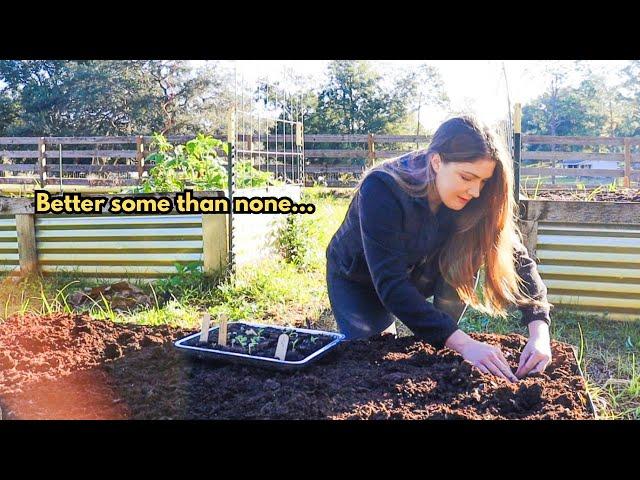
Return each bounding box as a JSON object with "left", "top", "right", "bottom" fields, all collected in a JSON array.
[
  {"left": 2, "top": 133, "right": 639, "bottom": 190},
  {"left": 520, "top": 135, "right": 639, "bottom": 188}
]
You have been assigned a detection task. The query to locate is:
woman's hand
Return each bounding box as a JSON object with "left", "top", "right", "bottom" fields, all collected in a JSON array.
[
  {"left": 516, "top": 320, "right": 552, "bottom": 378},
  {"left": 445, "top": 330, "right": 518, "bottom": 382}
]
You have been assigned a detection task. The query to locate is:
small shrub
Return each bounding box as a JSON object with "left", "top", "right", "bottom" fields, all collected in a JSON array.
[{"left": 274, "top": 215, "right": 313, "bottom": 268}]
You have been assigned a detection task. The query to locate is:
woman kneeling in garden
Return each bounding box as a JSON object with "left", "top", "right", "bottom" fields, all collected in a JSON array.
[{"left": 326, "top": 116, "right": 552, "bottom": 382}]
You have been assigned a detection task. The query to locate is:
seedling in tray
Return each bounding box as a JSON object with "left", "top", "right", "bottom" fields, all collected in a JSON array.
[{"left": 175, "top": 320, "right": 345, "bottom": 370}]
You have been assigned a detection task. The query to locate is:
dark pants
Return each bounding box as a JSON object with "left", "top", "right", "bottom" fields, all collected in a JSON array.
[{"left": 326, "top": 256, "right": 480, "bottom": 340}]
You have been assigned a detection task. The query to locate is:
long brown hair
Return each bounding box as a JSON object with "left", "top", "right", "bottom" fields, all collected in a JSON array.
[{"left": 355, "top": 115, "right": 550, "bottom": 317}]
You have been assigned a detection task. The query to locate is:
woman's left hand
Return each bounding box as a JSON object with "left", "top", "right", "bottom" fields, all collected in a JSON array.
[{"left": 516, "top": 320, "right": 552, "bottom": 378}]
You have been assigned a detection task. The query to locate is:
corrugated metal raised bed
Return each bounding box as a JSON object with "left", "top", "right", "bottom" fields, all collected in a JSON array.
[
  {"left": 0, "top": 215, "right": 19, "bottom": 272},
  {"left": 519, "top": 199, "right": 640, "bottom": 321},
  {"left": 0, "top": 185, "right": 301, "bottom": 280}
]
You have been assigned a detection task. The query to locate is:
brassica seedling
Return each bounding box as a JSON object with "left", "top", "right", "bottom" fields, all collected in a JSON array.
[{"left": 248, "top": 335, "right": 261, "bottom": 354}]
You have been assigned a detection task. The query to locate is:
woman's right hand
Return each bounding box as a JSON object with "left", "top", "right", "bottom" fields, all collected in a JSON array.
[{"left": 445, "top": 330, "right": 518, "bottom": 382}]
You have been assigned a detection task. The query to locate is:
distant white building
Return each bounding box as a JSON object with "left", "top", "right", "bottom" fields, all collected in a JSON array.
[
  {"left": 560, "top": 159, "right": 620, "bottom": 184},
  {"left": 561, "top": 159, "right": 618, "bottom": 170}
]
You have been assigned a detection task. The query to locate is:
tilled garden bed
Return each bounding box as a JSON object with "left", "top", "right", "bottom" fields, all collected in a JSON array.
[
  {"left": 530, "top": 188, "right": 639, "bottom": 202},
  {"left": 0, "top": 313, "right": 594, "bottom": 420}
]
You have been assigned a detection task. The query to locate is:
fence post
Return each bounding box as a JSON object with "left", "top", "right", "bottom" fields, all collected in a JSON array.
[
  {"left": 623, "top": 138, "right": 631, "bottom": 188},
  {"left": 38, "top": 137, "right": 46, "bottom": 187},
  {"left": 296, "top": 122, "right": 304, "bottom": 185},
  {"left": 136, "top": 135, "right": 144, "bottom": 181},
  {"left": 513, "top": 103, "right": 522, "bottom": 203},
  {"left": 367, "top": 133, "right": 375, "bottom": 168},
  {"left": 16, "top": 213, "right": 38, "bottom": 276},
  {"left": 226, "top": 143, "right": 235, "bottom": 277}
]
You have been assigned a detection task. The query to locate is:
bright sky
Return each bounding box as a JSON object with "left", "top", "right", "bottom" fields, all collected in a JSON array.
[{"left": 208, "top": 60, "right": 630, "bottom": 132}]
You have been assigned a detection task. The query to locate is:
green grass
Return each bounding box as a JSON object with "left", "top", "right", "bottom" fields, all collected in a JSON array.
[{"left": 1, "top": 185, "right": 638, "bottom": 419}]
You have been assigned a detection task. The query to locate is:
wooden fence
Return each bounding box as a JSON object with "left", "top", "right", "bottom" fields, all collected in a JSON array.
[
  {"left": 521, "top": 135, "right": 640, "bottom": 188},
  {"left": 302, "top": 134, "right": 640, "bottom": 188},
  {"left": 1, "top": 133, "right": 639, "bottom": 190},
  {"left": 0, "top": 136, "right": 198, "bottom": 188}
]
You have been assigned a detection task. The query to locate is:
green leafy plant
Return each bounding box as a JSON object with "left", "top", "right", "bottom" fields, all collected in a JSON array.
[
  {"left": 131, "top": 133, "right": 275, "bottom": 193},
  {"left": 234, "top": 160, "right": 278, "bottom": 189},
  {"left": 230, "top": 327, "right": 266, "bottom": 353},
  {"left": 156, "top": 261, "right": 204, "bottom": 292},
  {"left": 275, "top": 215, "right": 313, "bottom": 268},
  {"left": 231, "top": 334, "right": 248, "bottom": 348},
  {"left": 243, "top": 327, "right": 265, "bottom": 354},
  {"left": 131, "top": 133, "right": 225, "bottom": 193},
  {"left": 248, "top": 335, "right": 261, "bottom": 354},
  {"left": 283, "top": 330, "right": 300, "bottom": 351},
  {"left": 154, "top": 261, "right": 223, "bottom": 307}
]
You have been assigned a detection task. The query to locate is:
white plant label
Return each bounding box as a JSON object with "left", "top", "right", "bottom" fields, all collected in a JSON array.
[
  {"left": 275, "top": 333, "right": 290, "bottom": 361},
  {"left": 218, "top": 314, "right": 228, "bottom": 347},
  {"left": 199, "top": 313, "right": 211, "bottom": 343}
]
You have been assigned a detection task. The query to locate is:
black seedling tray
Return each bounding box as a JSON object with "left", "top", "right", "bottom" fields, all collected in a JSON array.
[{"left": 174, "top": 321, "right": 345, "bottom": 371}]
